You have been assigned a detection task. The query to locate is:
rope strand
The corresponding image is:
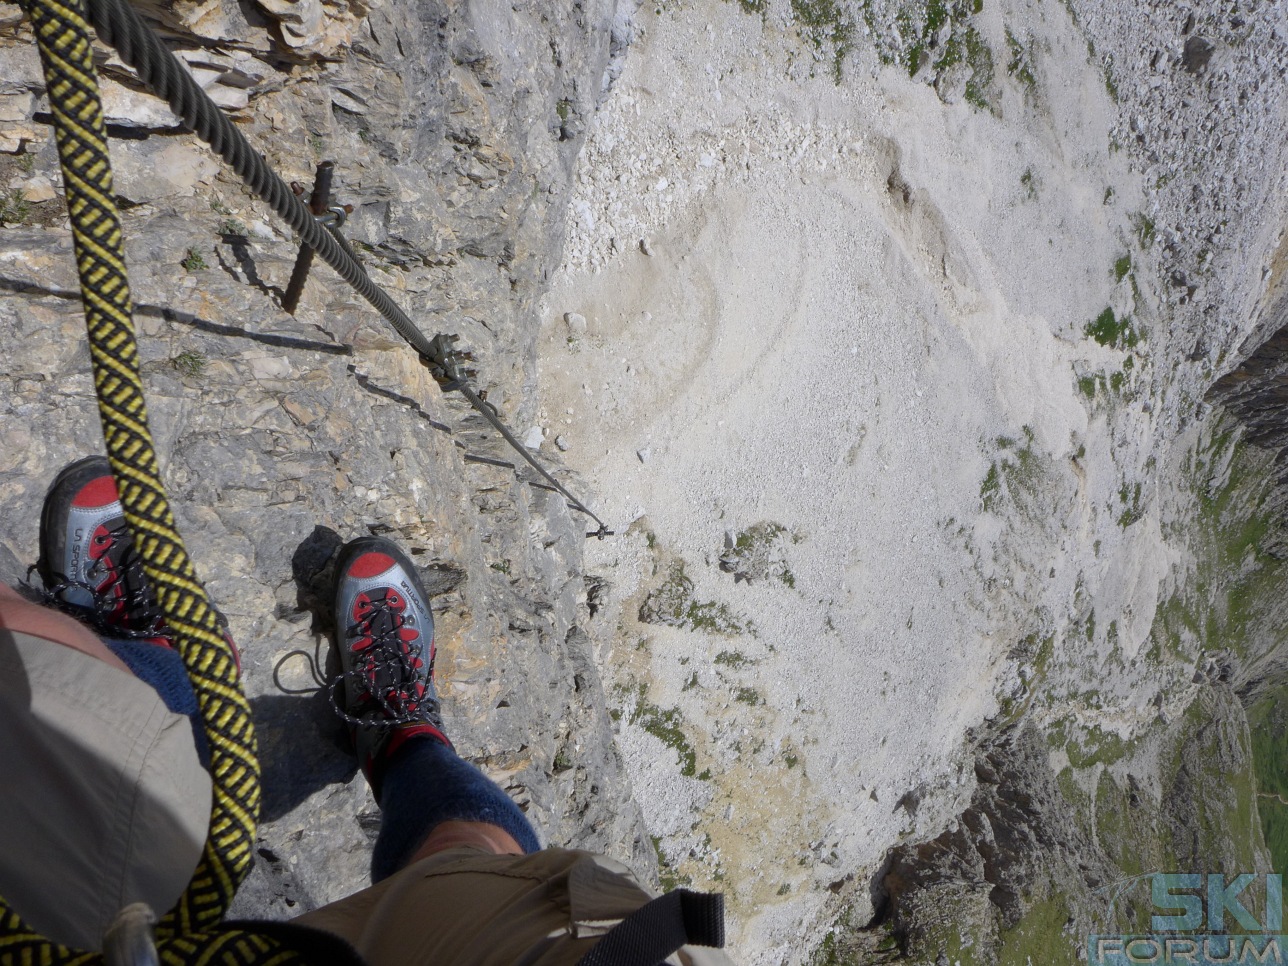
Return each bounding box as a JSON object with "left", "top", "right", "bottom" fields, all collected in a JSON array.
[
  {"left": 8, "top": 0, "right": 279, "bottom": 960},
  {"left": 4, "top": 0, "right": 608, "bottom": 957}
]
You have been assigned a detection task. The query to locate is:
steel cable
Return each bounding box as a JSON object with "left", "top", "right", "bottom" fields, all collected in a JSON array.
[
  {"left": 2, "top": 0, "right": 608, "bottom": 957},
  {"left": 83, "top": 0, "right": 609, "bottom": 534}
]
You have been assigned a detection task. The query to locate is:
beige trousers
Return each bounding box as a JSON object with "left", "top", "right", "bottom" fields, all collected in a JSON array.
[
  {"left": 0, "top": 629, "right": 211, "bottom": 951},
  {"left": 0, "top": 628, "right": 733, "bottom": 964},
  {"left": 295, "top": 846, "right": 733, "bottom": 966}
]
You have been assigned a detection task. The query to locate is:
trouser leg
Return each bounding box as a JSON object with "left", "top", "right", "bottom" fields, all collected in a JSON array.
[{"left": 371, "top": 734, "right": 541, "bottom": 881}]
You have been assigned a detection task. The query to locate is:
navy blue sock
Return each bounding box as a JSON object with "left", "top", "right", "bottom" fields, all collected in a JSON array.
[
  {"left": 371, "top": 734, "right": 541, "bottom": 882},
  {"left": 103, "top": 637, "right": 210, "bottom": 769}
]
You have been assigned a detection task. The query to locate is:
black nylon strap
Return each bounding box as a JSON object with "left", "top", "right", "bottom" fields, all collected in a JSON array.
[
  {"left": 219, "top": 920, "right": 368, "bottom": 965},
  {"left": 576, "top": 890, "right": 726, "bottom": 966}
]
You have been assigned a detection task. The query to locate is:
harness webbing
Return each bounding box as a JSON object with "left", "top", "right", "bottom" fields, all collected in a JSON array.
[{"left": 4, "top": 0, "right": 283, "bottom": 962}]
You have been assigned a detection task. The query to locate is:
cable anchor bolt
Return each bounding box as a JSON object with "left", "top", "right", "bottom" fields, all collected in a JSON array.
[
  {"left": 419, "top": 333, "right": 478, "bottom": 392},
  {"left": 282, "top": 162, "right": 353, "bottom": 314}
]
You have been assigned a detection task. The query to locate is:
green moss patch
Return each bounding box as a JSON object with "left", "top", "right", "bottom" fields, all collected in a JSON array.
[
  {"left": 640, "top": 561, "right": 750, "bottom": 634},
  {"left": 898, "top": 1, "right": 994, "bottom": 109},
  {"left": 979, "top": 429, "right": 1048, "bottom": 516},
  {"left": 1005, "top": 26, "right": 1036, "bottom": 92},
  {"left": 1249, "top": 689, "right": 1288, "bottom": 871},
  {"left": 1154, "top": 427, "right": 1288, "bottom": 665},
  {"left": 720, "top": 522, "right": 797, "bottom": 588},
  {"left": 622, "top": 684, "right": 704, "bottom": 778},
  {"left": 1085, "top": 307, "right": 1139, "bottom": 349},
  {"left": 790, "top": 0, "right": 854, "bottom": 82},
  {"left": 995, "top": 895, "right": 1073, "bottom": 966}
]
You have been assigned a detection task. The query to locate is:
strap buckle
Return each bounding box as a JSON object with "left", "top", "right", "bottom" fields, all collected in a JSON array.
[{"left": 103, "top": 903, "right": 159, "bottom": 966}]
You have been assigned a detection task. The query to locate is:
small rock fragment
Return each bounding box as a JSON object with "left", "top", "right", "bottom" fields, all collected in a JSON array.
[
  {"left": 636, "top": 447, "right": 650, "bottom": 463},
  {"left": 934, "top": 62, "right": 971, "bottom": 105},
  {"left": 249, "top": 356, "right": 292, "bottom": 380},
  {"left": 256, "top": 0, "right": 326, "bottom": 48},
  {"left": 0, "top": 91, "right": 32, "bottom": 124},
  {"left": 330, "top": 87, "right": 369, "bottom": 115},
  {"left": 639, "top": 238, "right": 653, "bottom": 256},
  {"left": 208, "top": 86, "right": 250, "bottom": 111},
  {"left": 523, "top": 426, "right": 544, "bottom": 449},
  {"left": 555, "top": 435, "right": 570, "bottom": 452},
  {"left": 564, "top": 311, "right": 587, "bottom": 335},
  {"left": 14, "top": 176, "right": 54, "bottom": 203},
  {"left": 1182, "top": 36, "right": 1215, "bottom": 74},
  {"left": 282, "top": 398, "right": 315, "bottom": 426}
]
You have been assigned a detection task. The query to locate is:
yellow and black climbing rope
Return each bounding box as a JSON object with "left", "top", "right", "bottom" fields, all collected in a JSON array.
[
  {"left": 4, "top": 0, "right": 277, "bottom": 961},
  {"left": 2, "top": 0, "right": 611, "bottom": 957}
]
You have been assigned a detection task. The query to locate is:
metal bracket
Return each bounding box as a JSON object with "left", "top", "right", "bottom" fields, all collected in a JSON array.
[
  {"left": 282, "top": 163, "right": 355, "bottom": 315},
  {"left": 103, "top": 903, "right": 158, "bottom": 966}
]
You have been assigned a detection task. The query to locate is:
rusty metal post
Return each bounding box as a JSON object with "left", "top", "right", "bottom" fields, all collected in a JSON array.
[{"left": 281, "top": 161, "right": 334, "bottom": 314}]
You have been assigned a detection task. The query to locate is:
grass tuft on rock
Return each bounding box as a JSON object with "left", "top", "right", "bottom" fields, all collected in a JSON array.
[
  {"left": 171, "top": 350, "right": 208, "bottom": 378},
  {"left": 0, "top": 189, "right": 30, "bottom": 226},
  {"left": 790, "top": 0, "right": 854, "bottom": 83},
  {"left": 1085, "top": 307, "right": 1139, "bottom": 349},
  {"left": 641, "top": 561, "right": 750, "bottom": 634}
]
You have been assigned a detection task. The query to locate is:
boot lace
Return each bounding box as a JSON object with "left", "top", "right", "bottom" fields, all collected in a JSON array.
[
  {"left": 34, "top": 521, "right": 169, "bottom": 640},
  {"left": 330, "top": 593, "right": 441, "bottom": 731}
]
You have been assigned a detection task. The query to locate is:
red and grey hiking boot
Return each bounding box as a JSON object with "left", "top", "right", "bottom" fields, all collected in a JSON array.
[
  {"left": 36, "top": 456, "right": 240, "bottom": 673},
  {"left": 36, "top": 456, "right": 167, "bottom": 640},
  {"left": 333, "top": 536, "right": 449, "bottom": 791}
]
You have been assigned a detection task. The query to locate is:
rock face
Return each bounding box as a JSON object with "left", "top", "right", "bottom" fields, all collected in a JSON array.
[
  {"left": 4, "top": 0, "right": 1288, "bottom": 957},
  {"left": 854, "top": 0, "right": 1288, "bottom": 958},
  {"left": 882, "top": 727, "right": 1112, "bottom": 961},
  {"left": 1212, "top": 288, "right": 1288, "bottom": 494},
  {"left": 0, "top": 0, "right": 652, "bottom": 921},
  {"left": 883, "top": 684, "right": 1272, "bottom": 965}
]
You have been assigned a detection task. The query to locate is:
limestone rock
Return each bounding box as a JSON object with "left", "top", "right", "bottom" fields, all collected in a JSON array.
[
  {"left": 98, "top": 78, "right": 184, "bottom": 130},
  {"left": 254, "top": 0, "right": 325, "bottom": 49},
  {"left": 12, "top": 175, "right": 54, "bottom": 203},
  {"left": 0, "top": 0, "right": 651, "bottom": 925},
  {"left": 111, "top": 137, "right": 221, "bottom": 202},
  {"left": 933, "top": 61, "right": 970, "bottom": 105},
  {"left": 1182, "top": 35, "right": 1216, "bottom": 74}
]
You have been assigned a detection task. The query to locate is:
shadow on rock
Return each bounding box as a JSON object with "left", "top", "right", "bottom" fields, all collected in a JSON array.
[
  {"left": 291, "top": 523, "right": 345, "bottom": 636},
  {"left": 252, "top": 524, "right": 355, "bottom": 822},
  {"left": 252, "top": 691, "right": 356, "bottom": 823}
]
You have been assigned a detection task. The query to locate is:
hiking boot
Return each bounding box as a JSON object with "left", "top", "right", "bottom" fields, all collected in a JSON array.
[
  {"left": 333, "top": 536, "right": 448, "bottom": 791},
  {"left": 36, "top": 456, "right": 167, "bottom": 639}
]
